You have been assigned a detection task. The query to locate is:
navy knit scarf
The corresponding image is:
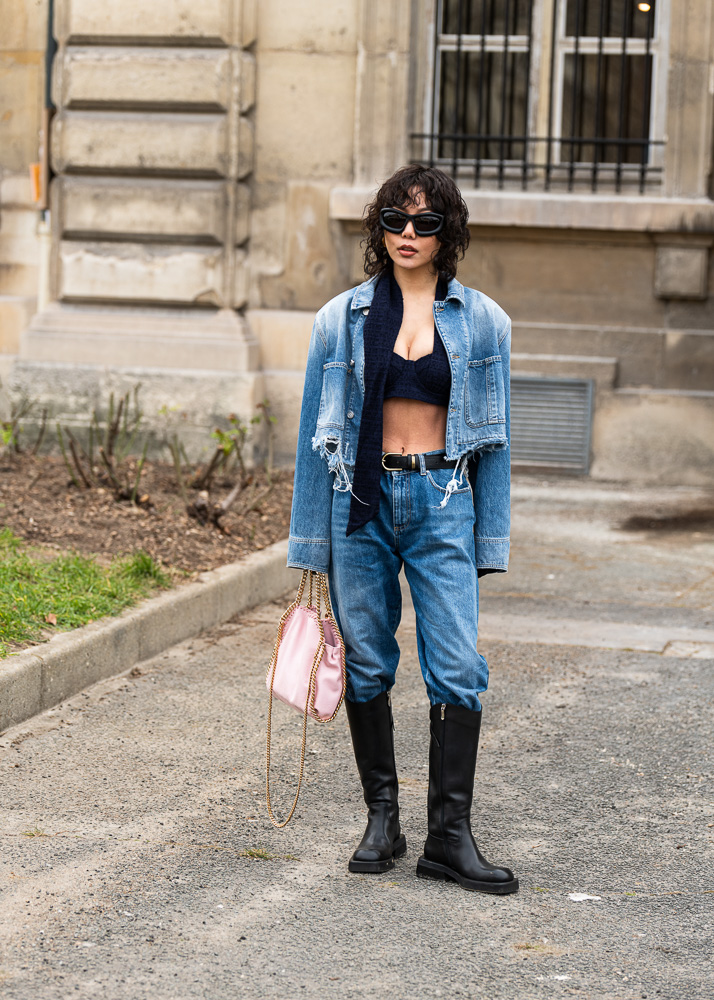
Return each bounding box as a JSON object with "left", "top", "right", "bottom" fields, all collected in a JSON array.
[{"left": 346, "top": 268, "right": 448, "bottom": 536}]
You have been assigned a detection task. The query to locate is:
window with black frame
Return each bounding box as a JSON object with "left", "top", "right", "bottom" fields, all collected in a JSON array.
[{"left": 413, "top": 0, "right": 665, "bottom": 193}]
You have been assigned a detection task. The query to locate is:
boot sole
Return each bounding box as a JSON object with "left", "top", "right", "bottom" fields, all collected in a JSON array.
[
  {"left": 348, "top": 835, "right": 407, "bottom": 874},
  {"left": 416, "top": 857, "right": 519, "bottom": 894}
]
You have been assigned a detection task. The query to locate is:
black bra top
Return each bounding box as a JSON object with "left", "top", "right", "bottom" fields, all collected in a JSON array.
[{"left": 384, "top": 327, "right": 451, "bottom": 407}]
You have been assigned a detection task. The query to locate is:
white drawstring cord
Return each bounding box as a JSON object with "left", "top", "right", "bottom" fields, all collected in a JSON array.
[{"left": 437, "top": 454, "right": 468, "bottom": 509}]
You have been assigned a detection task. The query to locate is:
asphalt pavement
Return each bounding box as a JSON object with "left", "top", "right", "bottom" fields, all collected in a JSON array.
[{"left": 1, "top": 475, "right": 712, "bottom": 1000}]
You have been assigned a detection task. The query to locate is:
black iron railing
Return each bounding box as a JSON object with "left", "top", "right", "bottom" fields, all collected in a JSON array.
[{"left": 412, "top": 0, "right": 664, "bottom": 193}]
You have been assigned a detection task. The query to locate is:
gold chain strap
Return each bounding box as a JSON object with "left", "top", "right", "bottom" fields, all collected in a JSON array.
[{"left": 265, "top": 570, "right": 346, "bottom": 829}]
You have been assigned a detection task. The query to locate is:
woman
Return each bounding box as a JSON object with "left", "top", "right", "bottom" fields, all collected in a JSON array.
[{"left": 287, "top": 164, "right": 517, "bottom": 895}]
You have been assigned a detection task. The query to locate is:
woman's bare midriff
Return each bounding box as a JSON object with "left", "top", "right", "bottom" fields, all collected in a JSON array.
[{"left": 382, "top": 397, "right": 447, "bottom": 455}]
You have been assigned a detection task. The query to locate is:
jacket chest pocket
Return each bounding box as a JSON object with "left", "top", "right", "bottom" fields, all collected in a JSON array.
[
  {"left": 317, "top": 362, "right": 350, "bottom": 429},
  {"left": 463, "top": 356, "right": 505, "bottom": 428}
]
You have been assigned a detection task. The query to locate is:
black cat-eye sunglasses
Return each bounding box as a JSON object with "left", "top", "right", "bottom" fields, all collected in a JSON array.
[{"left": 379, "top": 207, "right": 445, "bottom": 237}]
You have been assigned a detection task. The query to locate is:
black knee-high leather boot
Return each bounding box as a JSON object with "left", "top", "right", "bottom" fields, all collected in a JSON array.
[
  {"left": 345, "top": 692, "right": 407, "bottom": 873},
  {"left": 416, "top": 703, "right": 518, "bottom": 894}
]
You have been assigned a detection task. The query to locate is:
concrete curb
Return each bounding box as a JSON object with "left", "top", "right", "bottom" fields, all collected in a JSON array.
[{"left": 0, "top": 538, "right": 299, "bottom": 733}]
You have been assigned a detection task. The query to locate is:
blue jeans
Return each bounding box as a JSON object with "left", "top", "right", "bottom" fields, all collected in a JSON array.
[{"left": 328, "top": 454, "right": 488, "bottom": 711}]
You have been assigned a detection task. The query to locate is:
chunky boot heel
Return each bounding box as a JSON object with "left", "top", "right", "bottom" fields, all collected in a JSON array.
[
  {"left": 417, "top": 703, "right": 518, "bottom": 895},
  {"left": 346, "top": 692, "right": 406, "bottom": 874},
  {"left": 416, "top": 858, "right": 450, "bottom": 882}
]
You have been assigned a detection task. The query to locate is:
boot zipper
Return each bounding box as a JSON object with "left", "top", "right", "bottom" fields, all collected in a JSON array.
[{"left": 441, "top": 703, "right": 446, "bottom": 720}]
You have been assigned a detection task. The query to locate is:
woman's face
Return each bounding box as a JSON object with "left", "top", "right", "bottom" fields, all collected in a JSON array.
[{"left": 383, "top": 189, "right": 440, "bottom": 275}]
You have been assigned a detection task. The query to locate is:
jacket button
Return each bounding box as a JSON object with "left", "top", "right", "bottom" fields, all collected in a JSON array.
[
  {"left": 347, "top": 410, "right": 354, "bottom": 419},
  {"left": 362, "top": 308, "right": 369, "bottom": 315}
]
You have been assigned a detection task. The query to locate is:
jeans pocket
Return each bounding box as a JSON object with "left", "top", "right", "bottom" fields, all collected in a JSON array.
[{"left": 426, "top": 467, "right": 471, "bottom": 497}]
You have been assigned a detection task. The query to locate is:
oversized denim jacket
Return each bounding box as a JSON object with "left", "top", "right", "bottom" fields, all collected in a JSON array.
[{"left": 287, "top": 275, "right": 511, "bottom": 574}]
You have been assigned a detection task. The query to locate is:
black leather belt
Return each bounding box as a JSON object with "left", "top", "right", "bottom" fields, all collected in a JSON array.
[{"left": 381, "top": 452, "right": 458, "bottom": 472}]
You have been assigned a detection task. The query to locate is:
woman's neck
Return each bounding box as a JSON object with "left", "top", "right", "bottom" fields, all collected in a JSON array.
[{"left": 392, "top": 264, "right": 439, "bottom": 299}]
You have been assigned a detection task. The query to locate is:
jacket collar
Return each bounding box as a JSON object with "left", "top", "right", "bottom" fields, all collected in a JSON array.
[{"left": 350, "top": 274, "right": 465, "bottom": 309}]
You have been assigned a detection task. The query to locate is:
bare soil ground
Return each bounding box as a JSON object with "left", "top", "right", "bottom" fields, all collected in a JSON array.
[{"left": 0, "top": 454, "right": 293, "bottom": 575}]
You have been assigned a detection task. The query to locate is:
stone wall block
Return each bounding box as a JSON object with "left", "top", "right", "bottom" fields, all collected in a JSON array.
[
  {"left": 0, "top": 206, "right": 41, "bottom": 296},
  {"left": 459, "top": 235, "right": 661, "bottom": 329},
  {"left": 257, "top": 0, "right": 357, "bottom": 52},
  {"left": 247, "top": 309, "right": 313, "bottom": 371},
  {"left": 51, "top": 112, "right": 229, "bottom": 176},
  {"left": 235, "top": 183, "right": 251, "bottom": 245},
  {"left": 253, "top": 51, "right": 355, "bottom": 183},
  {"left": 664, "top": 1, "right": 714, "bottom": 198},
  {"left": 359, "top": 0, "right": 411, "bottom": 52},
  {"left": 355, "top": 52, "right": 410, "bottom": 183},
  {"left": 0, "top": 53, "right": 44, "bottom": 172},
  {"left": 591, "top": 390, "right": 714, "bottom": 485},
  {"left": 236, "top": 116, "right": 255, "bottom": 180},
  {"left": 260, "top": 182, "right": 349, "bottom": 310},
  {"left": 233, "top": 248, "right": 249, "bottom": 309},
  {"left": 238, "top": 51, "right": 256, "bottom": 113},
  {"left": 655, "top": 246, "right": 709, "bottom": 300},
  {"left": 261, "top": 371, "right": 304, "bottom": 465},
  {"left": 0, "top": 296, "right": 37, "bottom": 355},
  {"left": 240, "top": 0, "right": 259, "bottom": 48},
  {"left": 0, "top": 173, "right": 36, "bottom": 209},
  {"left": 59, "top": 47, "right": 232, "bottom": 110},
  {"left": 353, "top": 0, "right": 412, "bottom": 184},
  {"left": 22, "top": 306, "right": 258, "bottom": 371},
  {"left": 4, "top": 0, "right": 48, "bottom": 50},
  {"left": 0, "top": 263, "right": 38, "bottom": 298},
  {"left": 58, "top": 177, "right": 228, "bottom": 243},
  {"left": 57, "top": 0, "right": 234, "bottom": 45},
  {"left": 663, "top": 331, "right": 714, "bottom": 391},
  {"left": 58, "top": 242, "right": 226, "bottom": 306},
  {"left": 512, "top": 324, "right": 664, "bottom": 389}
]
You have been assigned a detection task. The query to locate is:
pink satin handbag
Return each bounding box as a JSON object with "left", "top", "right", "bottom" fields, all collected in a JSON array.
[{"left": 266, "top": 570, "right": 346, "bottom": 828}]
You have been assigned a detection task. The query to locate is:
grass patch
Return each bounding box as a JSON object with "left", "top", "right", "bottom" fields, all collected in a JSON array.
[
  {"left": 238, "top": 847, "right": 299, "bottom": 861},
  {"left": 21, "top": 827, "right": 48, "bottom": 838},
  {"left": 513, "top": 941, "right": 564, "bottom": 956},
  {"left": 239, "top": 847, "right": 277, "bottom": 861},
  {"left": 0, "top": 528, "right": 170, "bottom": 657}
]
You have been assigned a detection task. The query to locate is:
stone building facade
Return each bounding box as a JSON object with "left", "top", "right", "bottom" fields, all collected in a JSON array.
[{"left": 1, "top": 0, "right": 713, "bottom": 481}]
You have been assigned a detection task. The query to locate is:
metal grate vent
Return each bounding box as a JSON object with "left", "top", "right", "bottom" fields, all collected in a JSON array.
[{"left": 511, "top": 376, "right": 593, "bottom": 473}]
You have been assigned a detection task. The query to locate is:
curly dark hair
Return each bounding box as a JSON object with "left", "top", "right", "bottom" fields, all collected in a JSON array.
[{"left": 362, "top": 164, "right": 470, "bottom": 280}]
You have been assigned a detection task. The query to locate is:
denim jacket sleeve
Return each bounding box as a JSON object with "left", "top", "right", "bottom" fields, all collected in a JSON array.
[
  {"left": 287, "top": 315, "right": 333, "bottom": 572},
  {"left": 473, "top": 316, "right": 511, "bottom": 574}
]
